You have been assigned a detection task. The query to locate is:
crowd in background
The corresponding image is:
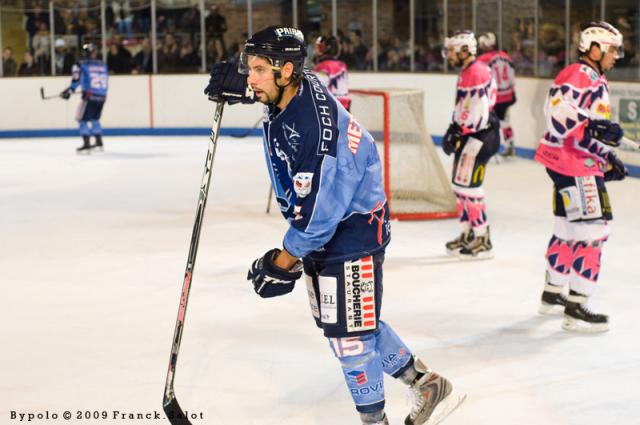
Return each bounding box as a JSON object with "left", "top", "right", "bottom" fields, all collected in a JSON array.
[{"left": 1, "top": 0, "right": 639, "bottom": 80}]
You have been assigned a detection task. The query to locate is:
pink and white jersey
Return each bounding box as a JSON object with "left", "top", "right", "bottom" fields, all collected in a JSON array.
[
  {"left": 477, "top": 50, "right": 516, "bottom": 104},
  {"left": 313, "top": 59, "right": 351, "bottom": 110},
  {"left": 452, "top": 60, "right": 497, "bottom": 135},
  {"left": 535, "top": 62, "right": 613, "bottom": 177}
]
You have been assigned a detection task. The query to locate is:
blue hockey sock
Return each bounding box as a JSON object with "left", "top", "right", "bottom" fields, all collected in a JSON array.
[{"left": 374, "top": 320, "right": 414, "bottom": 378}]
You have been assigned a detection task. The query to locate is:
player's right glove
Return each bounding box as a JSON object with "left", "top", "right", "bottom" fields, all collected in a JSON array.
[
  {"left": 246, "top": 248, "right": 302, "bottom": 298},
  {"left": 204, "top": 62, "right": 257, "bottom": 105},
  {"left": 604, "top": 152, "right": 628, "bottom": 182},
  {"left": 60, "top": 88, "right": 72, "bottom": 100},
  {"left": 587, "top": 119, "right": 623, "bottom": 147},
  {"left": 442, "top": 123, "right": 462, "bottom": 155}
]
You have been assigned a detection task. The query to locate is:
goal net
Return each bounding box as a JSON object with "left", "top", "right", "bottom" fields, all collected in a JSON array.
[{"left": 350, "top": 88, "right": 457, "bottom": 220}]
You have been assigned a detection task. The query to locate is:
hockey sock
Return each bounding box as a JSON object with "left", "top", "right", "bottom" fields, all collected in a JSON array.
[
  {"left": 466, "top": 196, "right": 488, "bottom": 236},
  {"left": 373, "top": 321, "right": 414, "bottom": 378},
  {"left": 79, "top": 121, "right": 90, "bottom": 137},
  {"left": 500, "top": 120, "right": 514, "bottom": 148},
  {"left": 545, "top": 234, "right": 573, "bottom": 287},
  {"left": 329, "top": 334, "right": 385, "bottom": 413},
  {"left": 569, "top": 238, "right": 606, "bottom": 297},
  {"left": 90, "top": 119, "right": 103, "bottom": 136}
]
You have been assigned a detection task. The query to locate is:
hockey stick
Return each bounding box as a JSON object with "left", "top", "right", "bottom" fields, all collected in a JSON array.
[
  {"left": 265, "top": 185, "right": 273, "bottom": 214},
  {"left": 40, "top": 86, "right": 79, "bottom": 100},
  {"left": 162, "top": 101, "right": 226, "bottom": 425},
  {"left": 620, "top": 136, "right": 640, "bottom": 151},
  {"left": 229, "top": 116, "right": 262, "bottom": 138}
]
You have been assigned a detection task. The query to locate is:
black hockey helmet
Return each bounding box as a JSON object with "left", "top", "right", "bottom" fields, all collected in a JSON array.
[
  {"left": 315, "top": 35, "right": 340, "bottom": 59},
  {"left": 240, "top": 26, "right": 307, "bottom": 81},
  {"left": 81, "top": 43, "right": 97, "bottom": 58}
]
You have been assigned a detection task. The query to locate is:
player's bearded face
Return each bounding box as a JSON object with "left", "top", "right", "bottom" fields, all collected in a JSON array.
[
  {"left": 446, "top": 47, "right": 459, "bottom": 67},
  {"left": 246, "top": 55, "right": 279, "bottom": 104},
  {"left": 600, "top": 45, "right": 619, "bottom": 71}
]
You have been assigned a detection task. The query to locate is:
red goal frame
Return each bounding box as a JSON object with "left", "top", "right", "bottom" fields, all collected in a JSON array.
[{"left": 351, "top": 89, "right": 457, "bottom": 221}]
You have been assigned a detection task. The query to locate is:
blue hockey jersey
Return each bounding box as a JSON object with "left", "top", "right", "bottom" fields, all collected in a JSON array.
[
  {"left": 69, "top": 59, "right": 109, "bottom": 101},
  {"left": 263, "top": 71, "right": 390, "bottom": 263}
]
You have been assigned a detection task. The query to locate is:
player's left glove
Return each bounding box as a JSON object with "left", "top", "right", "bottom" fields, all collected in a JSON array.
[
  {"left": 587, "top": 119, "right": 623, "bottom": 147},
  {"left": 247, "top": 248, "right": 302, "bottom": 298},
  {"left": 604, "top": 152, "right": 628, "bottom": 181},
  {"left": 204, "top": 61, "right": 257, "bottom": 105},
  {"left": 60, "top": 88, "right": 72, "bottom": 100},
  {"left": 442, "top": 123, "right": 462, "bottom": 155}
]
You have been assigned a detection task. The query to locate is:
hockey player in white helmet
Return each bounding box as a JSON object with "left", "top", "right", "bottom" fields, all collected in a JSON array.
[
  {"left": 442, "top": 30, "right": 500, "bottom": 259},
  {"left": 477, "top": 32, "right": 517, "bottom": 157},
  {"left": 534, "top": 21, "right": 628, "bottom": 333},
  {"left": 204, "top": 26, "right": 465, "bottom": 424}
]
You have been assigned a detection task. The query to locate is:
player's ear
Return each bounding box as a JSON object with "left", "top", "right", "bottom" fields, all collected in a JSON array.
[{"left": 281, "top": 61, "right": 294, "bottom": 82}]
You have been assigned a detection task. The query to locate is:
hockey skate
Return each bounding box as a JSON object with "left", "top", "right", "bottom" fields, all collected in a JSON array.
[
  {"left": 405, "top": 360, "right": 465, "bottom": 425},
  {"left": 538, "top": 281, "right": 567, "bottom": 315},
  {"left": 360, "top": 411, "right": 389, "bottom": 425},
  {"left": 499, "top": 144, "right": 515, "bottom": 158},
  {"left": 562, "top": 291, "right": 609, "bottom": 333},
  {"left": 458, "top": 228, "right": 493, "bottom": 260},
  {"left": 445, "top": 229, "right": 474, "bottom": 256},
  {"left": 76, "top": 136, "right": 91, "bottom": 155},
  {"left": 91, "top": 135, "right": 104, "bottom": 152}
]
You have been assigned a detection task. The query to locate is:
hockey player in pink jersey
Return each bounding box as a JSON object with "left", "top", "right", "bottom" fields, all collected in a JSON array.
[
  {"left": 442, "top": 30, "right": 500, "bottom": 259},
  {"left": 313, "top": 35, "right": 352, "bottom": 111},
  {"left": 477, "top": 32, "right": 517, "bottom": 157},
  {"left": 535, "top": 22, "right": 628, "bottom": 333}
]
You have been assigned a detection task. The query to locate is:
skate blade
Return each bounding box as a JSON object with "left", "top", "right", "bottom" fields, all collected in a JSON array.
[
  {"left": 538, "top": 303, "right": 565, "bottom": 316},
  {"left": 561, "top": 317, "right": 609, "bottom": 334},
  {"left": 445, "top": 248, "right": 462, "bottom": 257},
  {"left": 424, "top": 391, "right": 467, "bottom": 425},
  {"left": 458, "top": 251, "right": 494, "bottom": 261}
]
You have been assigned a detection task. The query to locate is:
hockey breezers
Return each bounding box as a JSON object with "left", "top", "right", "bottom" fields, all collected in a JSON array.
[{"left": 162, "top": 101, "right": 225, "bottom": 425}]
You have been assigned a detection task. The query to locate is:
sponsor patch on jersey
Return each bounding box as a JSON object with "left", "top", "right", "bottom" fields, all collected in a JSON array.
[
  {"left": 347, "top": 370, "right": 368, "bottom": 386},
  {"left": 293, "top": 172, "right": 314, "bottom": 198},
  {"left": 319, "top": 276, "right": 337, "bottom": 324},
  {"left": 344, "top": 256, "right": 376, "bottom": 333},
  {"left": 576, "top": 176, "right": 602, "bottom": 220},
  {"left": 347, "top": 116, "right": 363, "bottom": 154}
]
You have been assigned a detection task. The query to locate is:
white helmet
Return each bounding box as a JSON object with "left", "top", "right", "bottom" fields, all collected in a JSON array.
[
  {"left": 578, "top": 21, "right": 624, "bottom": 58},
  {"left": 444, "top": 30, "right": 477, "bottom": 56},
  {"left": 478, "top": 32, "right": 497, "bottom": 51}
]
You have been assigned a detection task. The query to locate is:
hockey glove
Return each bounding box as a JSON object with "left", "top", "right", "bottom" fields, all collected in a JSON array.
[
  {"left": 60, "top": 88, "right": 72, "bottom": 100},
  {"left": 604, "top": 152, "right": 628, "bottom": 182},
  {"left": 442, "top": 123, "right": 462, "bottom": 155},
  {"left": 587, "top": 119, "right": 623, "bottom": 147},
  {"left": 204, "top": 62, "right": 257, "bottom": 105},
  {"left": 247, "top": 248, "right": 302, "bottom": 298}
]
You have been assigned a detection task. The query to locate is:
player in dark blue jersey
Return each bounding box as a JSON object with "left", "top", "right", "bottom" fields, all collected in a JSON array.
[
  {"left": 60, "top": 43, "right": 109, "bottom": 153},
  {"left": 204, "top": 26, "right": 463, "bottom": 425}
]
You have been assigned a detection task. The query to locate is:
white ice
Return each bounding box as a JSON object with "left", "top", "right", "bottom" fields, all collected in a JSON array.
[{"left": 1, "top": 136, "right": 639, "bottom": 425}]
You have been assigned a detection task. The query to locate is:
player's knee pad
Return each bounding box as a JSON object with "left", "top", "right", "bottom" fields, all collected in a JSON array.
[
  {"left": 374, "top": 321, "right": 413, "bottom": 377},
  {"left": 329, "top": 335, "right": 385, "bottom": 413}
]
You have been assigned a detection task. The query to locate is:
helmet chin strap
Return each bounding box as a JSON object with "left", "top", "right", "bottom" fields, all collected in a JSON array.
[{"left": 271, "top": 69, "right": 296, "bottom": 106}]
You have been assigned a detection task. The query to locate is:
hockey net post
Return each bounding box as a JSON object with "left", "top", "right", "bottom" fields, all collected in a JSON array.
[{"left": 350, "top": 88, "right": 457, "bottom": 220}]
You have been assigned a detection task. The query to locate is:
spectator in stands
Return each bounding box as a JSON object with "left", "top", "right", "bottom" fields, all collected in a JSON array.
[
  {"left": 179, "top": 6, "right": 201, "bottom": 44},
  {"left": 32, "top": 21, "right": 51, "bottom": 74},
  {"left": 133, "top": 37, "right": 153, "bottom": 74},
  {"left": 2, "top": 47, "right": 18, "bottom": 77},
  {"left": 24, "top": 3, "right": 49, "bottom": 51},
  {"left": 158, "top": 33, "right": 180, "bottom": 73},
  {"left": 205, "top": 5, "right": 227, "bottom": 58},
  {"left": 178, "top": 38, "right": 200, "bottom": 72},
  {"left": 112, "top": 0, "right": 134, "bottom": 39},
  {"left": 18, "top": 51, "right": 39, "bottom": 76},
  {"left": 107, "top": 38, "right": 133, "bottom": 74},
  {"left": 54, "top": 39, "right": 75, "bottom": 75},
  {"left": 349, "top": 30, "right": 369, "bottom": 70},
  {"left": 206, "top": 39, "right": 221, "bottom": 67}
]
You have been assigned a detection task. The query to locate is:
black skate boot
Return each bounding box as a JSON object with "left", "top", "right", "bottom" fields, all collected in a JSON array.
[
  {"left": 459, "top": 227, "right": 493, "bottom": 260},
  {"left": 91, "top": 135, "right": 104, "bottom": 152},
  {"left": 562, "top": 290, "right": 608, "bottom": 333},
  {"left": 539, "top": 279, "right": 567, "bottom": 315},
  {"left": 500, "top": 143, "right": 515, "bottom": 158},
  {"left": 445, "top": 229, "right": 474, "bottom": 256},
  {"left": 405, "top": 358, "right": 465, "bottom": 425},
  {"left": 76, "top": 135, "right": 91, "bottom": 154},
  {"left": 360, "top": 410, "right": 389, "bottom": 425}
]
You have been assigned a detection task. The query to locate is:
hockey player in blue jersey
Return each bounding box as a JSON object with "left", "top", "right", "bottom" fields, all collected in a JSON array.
[
  {"left": 204, "top": 26, "right": 464, "bottom": 425},
  {"left": 60, "top": 43, "right": 109, "bottom": 153}
]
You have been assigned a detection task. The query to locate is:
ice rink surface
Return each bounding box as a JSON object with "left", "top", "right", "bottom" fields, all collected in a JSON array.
[{"left": 2, "top": 135, "right": 639, "bottom": 425}]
